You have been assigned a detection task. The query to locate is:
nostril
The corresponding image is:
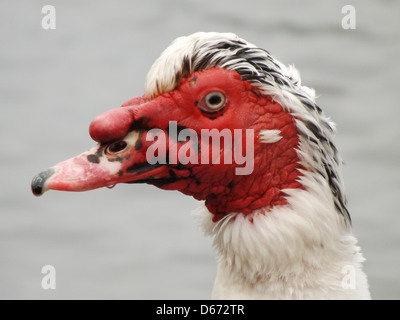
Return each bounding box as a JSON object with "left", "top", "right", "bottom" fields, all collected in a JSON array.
[{"left": 106, "top": 140, "right": 128, "bottom": 154}]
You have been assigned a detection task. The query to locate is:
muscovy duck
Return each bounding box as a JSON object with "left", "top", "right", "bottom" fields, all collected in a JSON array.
[{"left": 32, "top": 32, "right": 371, "bottom": 299}]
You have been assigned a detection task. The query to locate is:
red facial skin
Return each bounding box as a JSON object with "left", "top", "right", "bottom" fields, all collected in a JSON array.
[{"left": 34, "top": 68, "right": 303, "bottom": 221}]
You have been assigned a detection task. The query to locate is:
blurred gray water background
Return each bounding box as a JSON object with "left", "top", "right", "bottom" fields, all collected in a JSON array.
[{"left": 0, "top": 0, "right": 399, "bottom": 299}]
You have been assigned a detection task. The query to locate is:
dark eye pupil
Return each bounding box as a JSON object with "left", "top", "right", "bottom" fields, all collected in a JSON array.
[
  {"left": 208, "top": 94, "right": 222, "bottom": 105},
  {"left": 200, "top": 91, "right": 226, "bottom": 114},
  {"left": 108, "top": 141, "right": 127, "bottom": 153}
]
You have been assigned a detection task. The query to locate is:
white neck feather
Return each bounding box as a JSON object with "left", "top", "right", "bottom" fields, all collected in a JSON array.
[{"left": 193, "top": 168, "right": 371, "bottom": 300}]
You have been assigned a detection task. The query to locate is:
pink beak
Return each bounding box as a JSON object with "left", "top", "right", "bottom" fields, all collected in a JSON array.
[{"left": 31, "top": 95, "right": 187, "bottom": 196}]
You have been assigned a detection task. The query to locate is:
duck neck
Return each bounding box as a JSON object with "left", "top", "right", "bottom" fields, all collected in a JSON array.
[{"left": 194, "top": 175, "right": 370, "bottom": 299}]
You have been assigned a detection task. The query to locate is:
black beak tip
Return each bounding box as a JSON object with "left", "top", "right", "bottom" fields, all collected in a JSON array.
[{"left": 31, "top": 168, "right": 55, "bottom": 196}]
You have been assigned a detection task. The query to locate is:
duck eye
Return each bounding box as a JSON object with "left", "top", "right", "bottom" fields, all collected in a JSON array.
[
  {"left": 105, "top": 140, "right": 127, "bottom": 154},
  {"left": 200, "top": 92, "right": 226, "bottom": 113}
]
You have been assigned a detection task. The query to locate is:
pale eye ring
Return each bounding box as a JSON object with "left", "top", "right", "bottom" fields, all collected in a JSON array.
[{"left": 200, "top": 91, "right": 226, "bottom": 113}]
